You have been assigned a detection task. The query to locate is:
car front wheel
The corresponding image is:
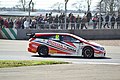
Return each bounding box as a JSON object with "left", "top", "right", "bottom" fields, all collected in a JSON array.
[{"left": 82, "top": 47, "right": 94, "bottom": 58}]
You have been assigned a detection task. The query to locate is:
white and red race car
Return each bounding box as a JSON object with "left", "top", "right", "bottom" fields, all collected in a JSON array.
[{"left": 28, "top": 33, "right": 106, "bottom": 58}]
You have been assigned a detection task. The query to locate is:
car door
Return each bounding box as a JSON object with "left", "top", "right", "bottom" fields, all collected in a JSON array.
[
  {"left": 60, "top": 35, "right": 83, "bottom": 55},
  {"left": 48, "top": 34, "right": 69, "bottom": 54}
]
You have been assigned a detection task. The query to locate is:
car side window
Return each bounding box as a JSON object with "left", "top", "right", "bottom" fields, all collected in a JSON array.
[
  {"left": 61, "top": 35, "right": 80, "bottom": 42},
  {"left": 49, "top": 34, "right": 60, "bottom": 40}
]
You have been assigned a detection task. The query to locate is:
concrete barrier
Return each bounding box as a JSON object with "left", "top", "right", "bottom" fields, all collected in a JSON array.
[
  {"left": 17, "top": 29, "right": 120, "bottom": 40},
  {"left": 0, "top": 28, "right": 2, "bottom": 39},
  {"left": 1, "top": 28, "right": 120, "bottom": 40},
  {"left": 0, "top": 28, "right": 17, "bottom": 40}
]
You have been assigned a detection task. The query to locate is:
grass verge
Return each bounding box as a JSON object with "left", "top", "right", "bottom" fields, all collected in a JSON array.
[{"left": 0, "top": 60, "right": 69, "bottom": 68}]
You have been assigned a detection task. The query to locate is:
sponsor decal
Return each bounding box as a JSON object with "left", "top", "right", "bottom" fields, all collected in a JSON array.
[
  {"left": 48, "top": 40, "right": 76, "bottom": 53},
  {"left": 33, "top": 38, "right": 77, "bottom": 54}
]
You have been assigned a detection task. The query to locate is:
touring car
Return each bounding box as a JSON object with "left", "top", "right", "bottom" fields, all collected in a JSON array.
[{"left": 28, "top": 33, "right": 106, "bottom": 58}]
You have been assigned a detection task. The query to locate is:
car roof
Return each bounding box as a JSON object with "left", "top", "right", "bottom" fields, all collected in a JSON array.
[
  {"left": 35, "top": 33, "right": 73, "bottom": 36},
  {"left": 35, "top": 33, "right": 71, "bottom": 35},
  {"left": 35, "top": 33, "right": 88, "bottom": 42}
]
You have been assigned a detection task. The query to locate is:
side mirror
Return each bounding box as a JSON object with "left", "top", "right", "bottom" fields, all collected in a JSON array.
[{"left": 26, "top": 33, "right": 35, "bottom": 38}]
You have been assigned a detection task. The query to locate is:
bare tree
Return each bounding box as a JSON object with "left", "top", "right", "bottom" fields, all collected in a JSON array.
[
  {"left": 96, "top": 0, "right": 109, "bottom": 13},
  {"left": 15, "top": 0, "right": 35, "bottom": 11},
  {"left": 96, "top": 0, "right": 119, "bottom": 14},
  {"left": 114, "top": 0, "right": 120, "bottom": 13},
  {"left": 87, "top": 0, "right": 92, "bottom": 11},
  {"left": 96, "top": 1, "right": 104, "bottom": 11},
  {"left": 19, "top": 0, "right": 27, "bottom": 11},
  {"left": 105, "top": 0, "right": 115, "bottom": 14},
  {"left": 50, "top": 2, "right": 63, "bottom": 13},
  {"left": 32, "top": 2, "right": 34, "bottom": 11},
  {"left": 72, "top": 0, "right": 86, "bottom": 12},
  {"left": 72, "top": 0, "right": 92, "bottom": 12}
]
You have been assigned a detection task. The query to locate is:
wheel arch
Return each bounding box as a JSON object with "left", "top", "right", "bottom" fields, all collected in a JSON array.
[{"left": 37, "top": 45, "right": 49, "bottom": 52}]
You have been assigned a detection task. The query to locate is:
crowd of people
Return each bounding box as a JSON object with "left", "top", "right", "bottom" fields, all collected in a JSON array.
[
  {"left": 92, "top": 13, "right": 120, "bottom": 29},
  {"left": 0, "top": 12, "right": 120, "bottom": 29}
]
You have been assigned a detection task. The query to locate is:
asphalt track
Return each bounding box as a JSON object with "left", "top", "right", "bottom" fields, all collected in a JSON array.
[
  {"left": 0, "top": 39, "right": 120, "bottom": 80},
  {"left": 0, "top": 39, "right": 120, "bottom": 65}
]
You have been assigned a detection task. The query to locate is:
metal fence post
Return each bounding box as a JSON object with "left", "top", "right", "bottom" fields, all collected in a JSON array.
[{"left": 65, "top": 0, "right": 68, "bottom": 29}]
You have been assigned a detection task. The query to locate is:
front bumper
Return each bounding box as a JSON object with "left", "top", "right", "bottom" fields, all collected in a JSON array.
[
  {"left": 94, "top": 50, "right": 106, "bottom": 57},
  {"left": 94, "top": 53, "right": 106, "bottom": 57},
  {"left": 28, "top": 47, "right": 37, "bottom": 53}
]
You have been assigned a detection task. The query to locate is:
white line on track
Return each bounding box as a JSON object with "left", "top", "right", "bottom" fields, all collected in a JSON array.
[{"left": 72, "top": 62, "right": 120, "bottom": 65}]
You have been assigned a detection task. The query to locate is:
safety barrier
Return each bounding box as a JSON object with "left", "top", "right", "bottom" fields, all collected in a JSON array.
[
  {"left": 0, "top": 29, "right": 2, "bottom": 39},
  {"left": 0, "top": 28, "right": 17, "bottom": 40},
  {"left": 17, "top": 29, "right": 120, "bottom": 40},
  {"left": 0, "top": 28, "right": 120, "bottom": 40}
]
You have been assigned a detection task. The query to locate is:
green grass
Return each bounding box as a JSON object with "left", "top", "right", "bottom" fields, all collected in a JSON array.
[{"left": 0, "top": 60, "right": 69, "bottom": 68}]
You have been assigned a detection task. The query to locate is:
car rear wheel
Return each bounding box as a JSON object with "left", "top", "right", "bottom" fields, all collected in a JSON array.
[
  {"left": 82, "top": 47, "right": 94, "bottom": 58},
  {"left": 38, "top": 46, "right": 49, "bottom": 57}
]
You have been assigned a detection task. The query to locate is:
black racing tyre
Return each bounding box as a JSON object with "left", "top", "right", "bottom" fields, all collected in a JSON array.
[
  {"left": 82, "top": 47, "right": 94, "bottom": 58},
  {"left": 38, "top": 46, "right": 49, "bottom": 57}
]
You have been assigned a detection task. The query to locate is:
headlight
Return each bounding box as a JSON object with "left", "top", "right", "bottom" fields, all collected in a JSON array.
[
  {"left": 100, "top": 47, "right": 105, "bottom": 50},
  {"left": 94, "top": 46, "right": 105, "bottom": 50}
]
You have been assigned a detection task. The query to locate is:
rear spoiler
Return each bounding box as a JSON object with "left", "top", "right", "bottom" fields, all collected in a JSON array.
[{"left": 26, "top": 33, "right": 35, "bottom": 38}]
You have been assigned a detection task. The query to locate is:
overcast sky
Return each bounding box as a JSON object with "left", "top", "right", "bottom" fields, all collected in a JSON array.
[{"left": 0, "top": 0, "right": 100, "bottom": 10}]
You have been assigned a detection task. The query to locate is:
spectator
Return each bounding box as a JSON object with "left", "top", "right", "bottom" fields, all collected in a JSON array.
[
  {"left": 86, "top": 11, "right": 92, "bottom": 25},
  {"left": 48, "top": 13, "right": 53, "bottom": 29},
  {"left": 16, "top": 18, "right": 22, "bottom": 29},
  {"left": 70, "top": 14, "right": 76, "bottom": 29},
  {"left": 103, "top": 14, "right": 110, "bottom": 28},
  {"left": 13, "top": 19, "right": 17, "bottom": 28},
  {"left": 54, "top": 15, "right": 59, "bottom": 29},
  {"left": 31, "top": 17, "right": 37, "bottom": 29},
  {"left": 0, "top": 16, "right": 4, "bottom": 28},
  {"left": 45, "top": 13, "right": 48, "bottom": 18},
  {"left": 66, "top": 16, "right": 70, "bottom": 29},
  {"left": 81, "top": 15, "right": 87, "bottom": 29},
  {"left": 76, "top": 15, "right": 81, "bottom": 29},
  {"left": 59, "top": 13, "right": 63, "bottom": 28},
  {"left": 21, "top": 17, "right": 26, "bottom": 29},
  {"left": 69, "top": 13, "right": 72, "bottom": 18},
  {"left": 43, "top": 16, "right": 49, "bottom": 29},
  {"left": 59, "top": 13, "right": 65, "bottom": 29},
  {"left": 24, "top": 19, "right": 30, "bottom": 29},
  {"left": 48, "top": 13, "right": 53, "bottom": 23},
  {"left": 44, "top": 14, "right": 48, "bottom": 22},
  {"left": 116, "top": 15, "right": 120, "bottom": 29},
  {"left": 61, "top": 13, "right": 65, "bottom": 29},
  {"left": 3, "top": 18, "right": 9, "bottom": 28},
  {"left": 110, "top": 14, "right": 116, "bottom": 29},
  {"left": 92, "top": 14, "right": 98, "bottom": 29},
  {"left": 98, "top": 15, "right": 104, "bottom": 29},
  {"left": 8, "top": 18, "right": 13, "bottom": 28}
]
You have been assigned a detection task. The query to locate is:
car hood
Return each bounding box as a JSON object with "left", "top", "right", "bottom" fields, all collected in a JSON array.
[{"left": 89, "top": 42, "right": 103, "bottom": 47}]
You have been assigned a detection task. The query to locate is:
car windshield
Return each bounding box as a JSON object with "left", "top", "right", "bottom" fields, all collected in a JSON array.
[{"left": 69, "top": 34, "right": 88, "bottom": 42}]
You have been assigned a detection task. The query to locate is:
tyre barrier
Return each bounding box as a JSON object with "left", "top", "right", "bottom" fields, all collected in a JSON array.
[{"left": 0, "top": 28, "right": 17, "bottom": 40}]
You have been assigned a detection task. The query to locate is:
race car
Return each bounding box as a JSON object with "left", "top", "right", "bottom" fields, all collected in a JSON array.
[{"left": 28, "top": 33, "right": 106, "bottom": 58}]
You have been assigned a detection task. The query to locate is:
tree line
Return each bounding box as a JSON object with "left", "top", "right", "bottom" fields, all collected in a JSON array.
[
  {"left": 10, "top": 0, "right": 120, "bottom": 14},
  {"left": 97, "top": 0, "right": 120, "bottom": 14}
]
